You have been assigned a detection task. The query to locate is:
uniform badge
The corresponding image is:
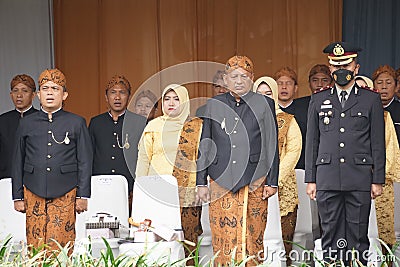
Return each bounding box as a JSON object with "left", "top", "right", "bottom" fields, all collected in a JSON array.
[
  {"left": 323, "top": 117, "right": 330, "bottom": 125},
  {"left": 321, "top": 99, "right": 332, "bottom": 109},
  {"left": 333, "top": 44, "right": 345, "bottom": 56}
]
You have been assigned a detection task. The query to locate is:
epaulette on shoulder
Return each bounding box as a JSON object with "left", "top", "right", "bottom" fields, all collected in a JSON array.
[
  {"left": 313, "top": 85, "right": 332, "bottom": 94},
  {"left": 358, "top": 85, "right": 379, "bottom": 93}
]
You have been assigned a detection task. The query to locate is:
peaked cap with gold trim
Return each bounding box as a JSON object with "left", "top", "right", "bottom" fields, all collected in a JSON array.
[{"left": 323, "top": 42, "right": 362, "bottom": 66}]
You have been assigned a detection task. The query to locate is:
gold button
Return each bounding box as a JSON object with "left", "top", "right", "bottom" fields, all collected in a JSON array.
[
  {"left": 341, "top": 113, "right": 345, "bottom": 118},
  {"left": 233, "top": 130, "right": 237, "bottom": 134},
  {"left": 321, "top": 159, "right": 324, "bottom": 163},
  {"left": 232, "top": 161, "right": 237, "bottom": 164},
  {"left": 362, "top": 158, "right": 366, "bottom": 162},
  {"left": 339, "top": 143, "right": 345, "bottom": 147},
  {"left": 47, "top": 155, "right": 51, "bottom": 159},
  {"left": 340, "top": 158, "right": 345, "bottom": 163},
  {"left": 111, "top": 156, "right": 115, "bottom": 160},
  {"left": 358, "top": 112, "right": 361, "bottom": 116},
  {"left": 48, "top": 130, "right": 52, "bottom": 134},
  {"left": 340, "top": 128, "right": 345, "bottom": 133},
  {"left": 112, "top": 145, "right": 116, "bottom": 148},
  {"left": 236, "top": 103, "right": 239, "bottom": 106},
  {"left": 113, "top": 132, "right": 117, "bottom": 136},
  {"left": 48, "top": 142, "right": 52, "bottom": 146},
  {"left": 46, "top": 167, "right": 51, "bottom": 171},
  {"left": 111, "top": 169, "right": 115, "bottom": 173},
  {"left": 232, "top": 145, "right": 236, "bottom": 148}
]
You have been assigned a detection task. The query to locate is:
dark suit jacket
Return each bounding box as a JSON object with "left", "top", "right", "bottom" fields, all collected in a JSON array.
[
  {"left": 196, "top": 92, "right": 279, "bottom": 193},
  {"left": 12, "top": 109, "right": 93, "bottom": 199},
  {"left": 280, "top": 96, "right": 310, "bottom": 170},
  {"left": 0, "top": 107, "right": 37, "bottom": 179},
  {"left": 89, "top": 110, "right": 146, "bottom": 192},
  {"left": 385, "top": 99, "right": 400, "bottom": 146},
  {"left": 305, "top": 84, "right": 385, "bottom": 191},
  {"left": 195, "top": 104, "right": 207, "bottom": 119}
]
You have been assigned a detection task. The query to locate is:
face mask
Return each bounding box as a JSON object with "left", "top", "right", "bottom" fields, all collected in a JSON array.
[{"left": 332, "top": 69, "right": 354, "bottom": 86}]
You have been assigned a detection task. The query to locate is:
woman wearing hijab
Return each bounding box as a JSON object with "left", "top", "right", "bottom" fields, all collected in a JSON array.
[
  {"left": 253, "top": 76, "right": 302, "bottom": 266},
  {"left": 355, "top": 75, "right": 374, "bottom": 88},
  {"left": 135, "top": 84, "right": 202, "bottom": 263}
]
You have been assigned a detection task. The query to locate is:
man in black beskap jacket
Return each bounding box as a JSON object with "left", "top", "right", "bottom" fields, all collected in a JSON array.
[
  {"left": 0, "top": 74, "right": 37, "bottom": 179},
  {"left": 89, "top": 75, "right": 146, "bottom": 214}
]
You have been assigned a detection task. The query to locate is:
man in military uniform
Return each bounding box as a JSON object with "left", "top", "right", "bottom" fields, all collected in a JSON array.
[
  {"left": 12, "top": 69, "right": 93, "bottom": 252},
  {"left": 88, "top": 75, "right": 146, "bottom": 214},
  {"left": 196, "top": 56, "right": 279, "bottom": 266},
  {"left": 305, "top": 42, "right": 385, "bottom": 265},
  {"left": 0, "top": 74, "right": 37, "bottom": 180}
]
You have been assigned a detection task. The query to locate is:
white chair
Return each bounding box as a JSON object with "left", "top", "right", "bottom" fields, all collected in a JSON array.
[
  {"left": 0, "top": 178, "right": 26, "bottom": 249},
  {"left": 119, "top": 175, "right": 185, "bottom": 264},
  {"left": 198, "top": 203, "right": 213, "bottom": 262},
  {"left": 75, "top": 175, "right": 129, "bottom": 256},
  {"left": 292, "top": 169, "right": 314, "bottom": 264},
  {"left": 264, "top": 193, "right": 285, "bottom": 267},
  {"left": 367, "top": 200, "right": 381, "bottom": 266}
]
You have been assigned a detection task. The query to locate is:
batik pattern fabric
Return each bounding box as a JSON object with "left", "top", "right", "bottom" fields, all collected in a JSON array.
[
  {"left": 276, "top": 111, "right": 301, "bottom": 266},
  {"left": 276, "top": 112, "right": 301, "bottom": 216},
  {"left": 25, "top": 187, "right": 76, "bottom": 254},
  {"left": 375, "top": 111, "right": 400, "bottom": 245},
  {"left": 172, "top": 117, "right": 203, "bottom": 262},
  {"left": 208, "top": 178, "right": 267, "bottom": 266},
  {"left": 280, "top": 209, "right": 298, "bottom": 266}
]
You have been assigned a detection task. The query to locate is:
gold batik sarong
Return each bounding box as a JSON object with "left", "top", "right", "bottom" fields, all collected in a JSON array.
[
  {"left": 374, "top": 111, "right": 400, "bottom": 246},
  {"left": 172, "top": 117, "right": 203, "bottom": 264},
  {"left": 208, "top": 178, "right": 267, "bottom": 266},
  {"left": 24, "top": 187, "right": 76, "bottom": 254},
  {"left": 277, "top": 112, "right": 299, "bottom": 264}
]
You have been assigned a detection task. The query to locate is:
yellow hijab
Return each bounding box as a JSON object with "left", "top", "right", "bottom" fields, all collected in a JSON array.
[
  {"left": 253, "top": 76, "right": 281, "bottom": 113},
  {"left": 145, "top": 83, "right": 190, "bottom": 133}
]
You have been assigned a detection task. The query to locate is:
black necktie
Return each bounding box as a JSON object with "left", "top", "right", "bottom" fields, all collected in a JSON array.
[{"left": 340, "top": 91, "right": 348, "bottom": 108}]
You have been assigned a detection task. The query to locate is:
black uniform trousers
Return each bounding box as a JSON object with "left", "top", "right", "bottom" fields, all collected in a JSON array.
[{"left": 317, "top": 190, "right": 371, "bottom": 265}]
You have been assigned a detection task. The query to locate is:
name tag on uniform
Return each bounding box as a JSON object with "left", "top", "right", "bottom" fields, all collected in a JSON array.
[{"left": 321, "top": 104, "right": 332, "bottom": 109}]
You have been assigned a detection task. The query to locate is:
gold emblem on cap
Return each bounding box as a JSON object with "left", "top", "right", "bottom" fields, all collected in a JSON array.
[{"left": 333, "top": 44, "right": 345, "bottom": 56}]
